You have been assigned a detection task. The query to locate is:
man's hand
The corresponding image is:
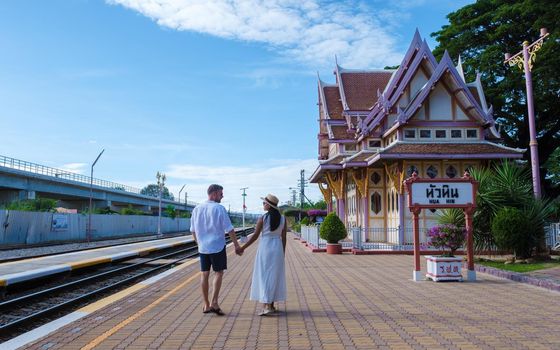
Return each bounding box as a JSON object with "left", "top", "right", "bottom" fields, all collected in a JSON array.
[{"left": 235, "top": 246, "right": 244, "bottom": 256}]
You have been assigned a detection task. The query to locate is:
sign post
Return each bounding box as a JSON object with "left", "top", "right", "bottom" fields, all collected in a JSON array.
[{"left": 404, "top": 172, "right": 479, "bottom": 282}]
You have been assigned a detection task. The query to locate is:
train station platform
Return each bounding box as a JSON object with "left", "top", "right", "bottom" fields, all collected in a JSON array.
[
  {"left": 6, "top": 233, "right": 560, "bottom": 350},
  {"left": 0, "top": 236, "right": 194, "bottom": 287}
]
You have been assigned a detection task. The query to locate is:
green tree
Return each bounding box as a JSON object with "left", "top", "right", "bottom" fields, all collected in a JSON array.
[
  {"left": 432, "top": 0, "right": 560, "bottom": 196},
  {"left": 140, "top": 184, "right": 174, "bottom": 200}
]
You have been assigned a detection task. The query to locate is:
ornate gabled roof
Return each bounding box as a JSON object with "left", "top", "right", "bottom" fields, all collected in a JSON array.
[
  {"left": 399, "top": 51, "right": 491, "bottom": 126},
  {"left": 360, "top": 37, "right": 439, "bottom": 136}
]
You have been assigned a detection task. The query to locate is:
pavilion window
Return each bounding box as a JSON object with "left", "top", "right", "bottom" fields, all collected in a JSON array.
[
  {"left": 420, "top": 130, "right": 431, "bottom": 139},
  {"left": 446, "top": 165, "right": 458, "bottom": 178},
  {"left": 371, "top": 171, "right": 381, "bottom": 185},
  {"left": 406, "top": 165, "right": 419, "bottom": 177},
  {"left": 466, "top": 129, "right": 478, "bottom": 138},
  {"left": 371, "top": 192, "right": 382, "bottom": 214},
  {"left": 368, "top": 140, "right": 381, "bottom": 148},
  {"left": 451, "top": 129, "right": 462, "bottom": 138},
  {"left": 404, "top": 129, "right": 416, "bottom": 139},
  {"left": 435, "top": 130, "right": 446, "bottom": 138},
  {"left": 426, "top": 165, "right": 438, "bottom": 178}
]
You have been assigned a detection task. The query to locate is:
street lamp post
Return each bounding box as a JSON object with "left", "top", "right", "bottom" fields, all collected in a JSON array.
[
  {"left": 88, "top": 149, "right": 105, "bottom": 242},
  {"left": 184, "top": 192, "right": 188, "bottom": 210},
  {"left": 504, "top": 28, "right": 549, "bottom": 199},
  {"left": 240, "top": 187, "right": 248, "bottom": 229},
  {"left": 156, "top": 171, "right": 166, "bottom": 236},
  {"left": 178, "top": 184, "right": 185, "bottom": 213}
]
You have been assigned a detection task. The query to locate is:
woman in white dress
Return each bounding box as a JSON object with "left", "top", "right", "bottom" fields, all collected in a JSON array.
[{"left": 240, "top": 194, "right": 287, "bottom": 316}]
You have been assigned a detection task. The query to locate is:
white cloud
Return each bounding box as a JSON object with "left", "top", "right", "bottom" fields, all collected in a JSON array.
[
  {"left": 106, "top": 0, "right": 404, "bottom": 68},
  {"left": 163, "top": 158, "right": 322, "bottom": 213},
  {"left": 58, "top": 162, "right": 88, "bottom": 174}
]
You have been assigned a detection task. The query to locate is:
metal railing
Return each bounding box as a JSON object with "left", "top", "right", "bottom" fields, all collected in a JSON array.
[
  {"left": 301, "top": 225, "right": 352, "bottom": 249},
  {"left": 0, "top": 154, "right": 144, "bottom": 195},
  {"left": 545, "top": 223, "right": 560, "bottom": 250},
  {"left": 351, "top": 226, "right": 435, "bottom": 251}
]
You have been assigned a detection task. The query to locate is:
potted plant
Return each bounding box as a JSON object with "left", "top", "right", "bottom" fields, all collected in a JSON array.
[
  {"left": 425, "top": 224, "right": 466, "bottom": 281},
  {"left": 319, "top": 213, "right": 347, "bottom": 254}
]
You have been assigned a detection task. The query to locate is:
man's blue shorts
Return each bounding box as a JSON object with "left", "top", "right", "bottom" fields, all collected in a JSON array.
[{"left": 199, "top": 246, "right": 227, "bottom": 272}]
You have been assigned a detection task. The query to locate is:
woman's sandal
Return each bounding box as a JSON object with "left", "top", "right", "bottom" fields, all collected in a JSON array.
[{"left": 203, "top": 307, "right": 213, "bottom": 314}]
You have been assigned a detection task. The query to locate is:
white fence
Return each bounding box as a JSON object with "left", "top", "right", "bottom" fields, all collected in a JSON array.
[
  {"left": 546, "top": 223, "right": 560, "bottom": 250},
  {"left": 300, "top": 225, "right": 353, "bottom": 249},
  {"left": 0, "top": 210, "right": 190, "bottom": 246}
]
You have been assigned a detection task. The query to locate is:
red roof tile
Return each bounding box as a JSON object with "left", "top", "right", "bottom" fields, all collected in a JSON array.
[
  {"left": 340, "top": 72, "right": 393, "bottom": 110},
  {"left": 331, "top": 125, "right": 354, "bottom": 139},
  {"left": 323, "top": 86, "right": 344, "bottom": 120}
]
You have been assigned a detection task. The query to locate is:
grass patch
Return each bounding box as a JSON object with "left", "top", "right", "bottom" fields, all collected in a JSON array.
[{"left": 476, "top": 259, "right": 560, "bottom": 273}]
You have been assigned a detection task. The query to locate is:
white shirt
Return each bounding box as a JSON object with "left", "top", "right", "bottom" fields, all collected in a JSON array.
[{"left": 190, "top": 200, "right": 234, "bottom": 254}]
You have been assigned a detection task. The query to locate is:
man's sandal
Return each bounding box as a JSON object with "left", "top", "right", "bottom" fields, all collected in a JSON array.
[{"left": 211, "top": 307, "right": 225, "bottom": 316}]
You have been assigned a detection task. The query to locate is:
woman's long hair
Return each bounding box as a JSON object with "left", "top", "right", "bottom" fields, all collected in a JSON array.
[{"left": 266, "top": 207, "right": 281, "bottom": 231}]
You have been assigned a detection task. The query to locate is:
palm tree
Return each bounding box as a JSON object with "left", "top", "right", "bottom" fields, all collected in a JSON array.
[{"left": 439, "top": 161, "right": 554, "bottom": 255}]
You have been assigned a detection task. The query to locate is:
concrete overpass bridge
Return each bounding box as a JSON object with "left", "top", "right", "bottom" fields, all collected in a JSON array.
[
  {"left": 0, "top": 155, "right": 260, "bottom": 224},
  {"left": 0, "top": 155, "right": 194, "bottom": 214}
]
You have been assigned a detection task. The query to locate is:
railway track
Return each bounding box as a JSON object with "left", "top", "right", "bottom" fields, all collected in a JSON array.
[{"left": 0, "top": 227, "right": 254, "bottom": 340}]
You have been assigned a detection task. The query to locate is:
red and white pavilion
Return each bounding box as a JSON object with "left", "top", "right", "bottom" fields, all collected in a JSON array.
[{"left": 310, "top": 30, "right": 524, "bottom": 245}]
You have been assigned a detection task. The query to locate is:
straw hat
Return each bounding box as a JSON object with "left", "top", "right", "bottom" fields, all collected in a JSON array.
[{"left": 261, "top": 194, "right": 279, "bottom": 210}]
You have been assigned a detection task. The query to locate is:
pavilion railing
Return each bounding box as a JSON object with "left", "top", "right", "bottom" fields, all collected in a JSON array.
[{"left": 545, "top": 223, "right": 560, "bottom": 251}]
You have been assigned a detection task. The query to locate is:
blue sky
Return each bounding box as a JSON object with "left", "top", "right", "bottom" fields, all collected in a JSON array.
[{"left": 0, "top": 0, "right": 473, "bottom": 213}]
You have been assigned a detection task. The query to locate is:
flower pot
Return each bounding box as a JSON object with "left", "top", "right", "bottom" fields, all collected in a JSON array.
[
  {"left": 326, "top": 243, "right": 342, "bottom": 254},
  {"left": 426, "top": 256, "right": 463, "bottom": 281}
]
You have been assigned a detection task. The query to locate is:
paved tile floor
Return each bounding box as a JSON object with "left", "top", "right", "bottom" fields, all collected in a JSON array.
[{"left": 21, "top": 234, "right": 560, "bottom": 349}]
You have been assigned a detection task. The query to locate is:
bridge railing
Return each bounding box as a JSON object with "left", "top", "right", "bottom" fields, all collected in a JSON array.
[
  {"left": 0, "top": 154, "right": 144, "bottom": 195},
  {"left": 0, "top": 155, "right": 262, "bottom": 216}
]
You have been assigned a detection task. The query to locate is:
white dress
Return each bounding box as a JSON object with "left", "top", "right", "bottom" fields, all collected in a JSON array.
[{"left": 249, "top": 214, "right": 287, "bottom": 303}]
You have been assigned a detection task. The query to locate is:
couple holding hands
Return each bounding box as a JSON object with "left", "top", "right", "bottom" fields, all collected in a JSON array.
[{"left": 190, "top": 184, "right": 287, "bottom": 316}]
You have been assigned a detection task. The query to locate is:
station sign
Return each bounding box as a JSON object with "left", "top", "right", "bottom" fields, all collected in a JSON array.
[{"left": 409, "top": 182, "right": 475, "bottom": 207}]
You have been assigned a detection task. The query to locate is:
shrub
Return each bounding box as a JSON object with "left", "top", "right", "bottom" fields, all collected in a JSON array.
[
  {"left": 4, "top": 198, "right": 58, "bottom": 212},
  {"left": 319, "top": 213, "right": 347, "bottom": 244},
  {"left": 427, "top": 224, "right": 466, "bottom": 257},
  {"left": 121, "top": 205, "right": 146, "bottom": 216},
  {"left": 164, "top": 205, "right": 177, "bottom": 219},
  {"left": 492, "top": 207, "right": 534, "bottom": 259},
  {"left": 300, "top": 217, "right": 311, "bottom": 226},
  {"left": 179, "top": 211, "right": 191, "bottom": 218}
]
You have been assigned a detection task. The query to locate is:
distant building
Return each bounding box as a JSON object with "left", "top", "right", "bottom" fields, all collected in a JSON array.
[{"left": 310, "top": 31, "right": 524, "bottom": 244}]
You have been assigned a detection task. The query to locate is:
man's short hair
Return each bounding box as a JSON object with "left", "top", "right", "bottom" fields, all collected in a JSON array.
[{"left": 207, "top": 184, "right": 223, "bottom": 195}]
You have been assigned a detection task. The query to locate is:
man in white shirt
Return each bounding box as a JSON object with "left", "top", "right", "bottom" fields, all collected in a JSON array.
[{"left": 190, "top": 184, "right": 242, "bottom": 315}]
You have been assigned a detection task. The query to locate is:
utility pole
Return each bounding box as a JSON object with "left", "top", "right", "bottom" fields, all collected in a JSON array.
[
  {"left": 288, "top": 187, "right": 297, "bottom": 206},
  {"left": 240, "top": 187, "right": 248, "bottom": 229},
  {"left": 156, "top": 171, "right": 166, "bottom": 236},
  {"left": 297, "top": 169, "right": 314, "bottom": 222}
]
